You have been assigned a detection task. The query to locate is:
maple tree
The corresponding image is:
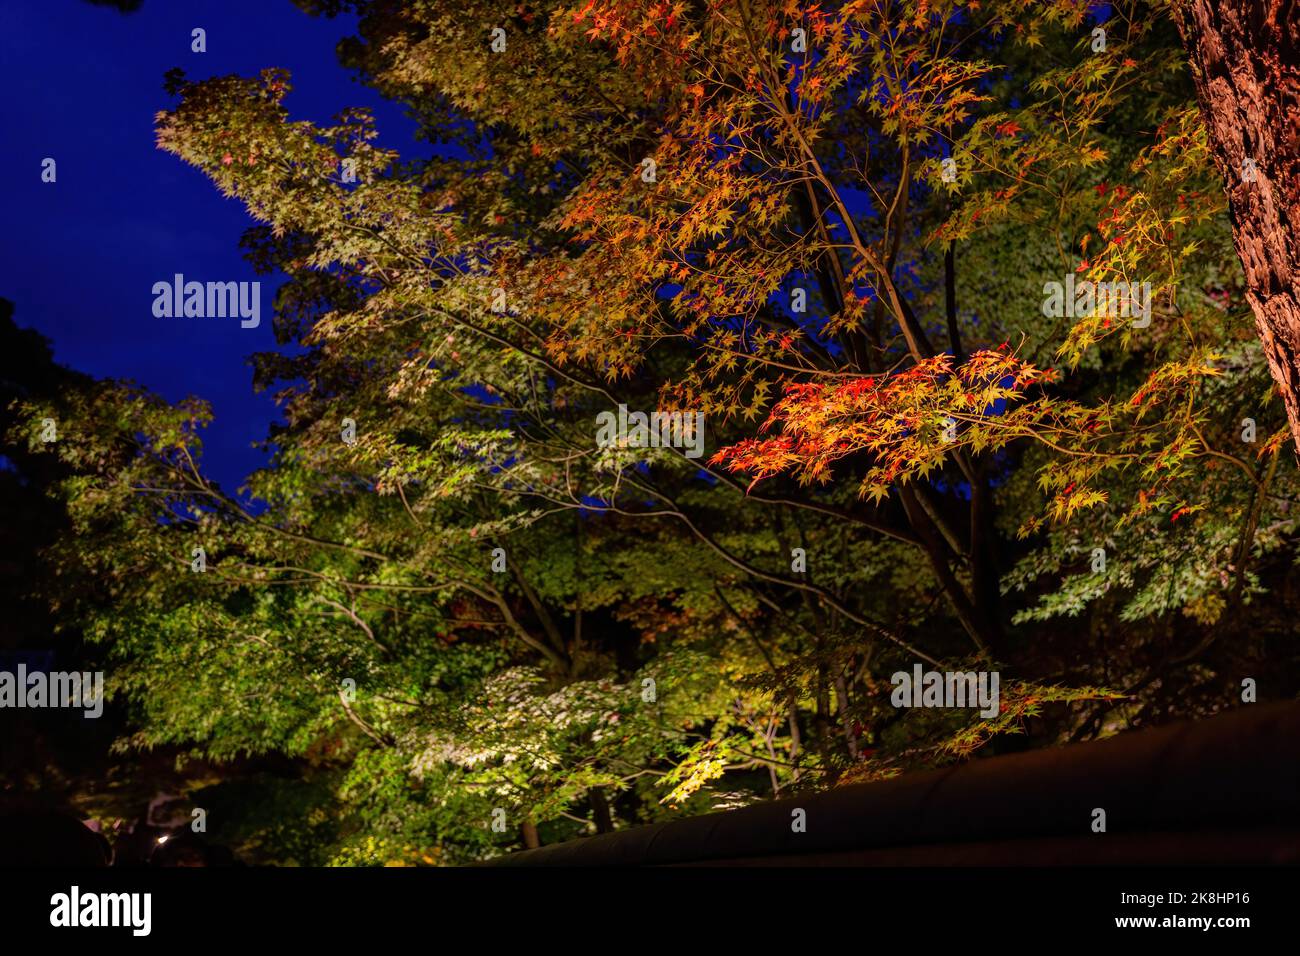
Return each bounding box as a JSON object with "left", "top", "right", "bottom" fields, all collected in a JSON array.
[{"left": 14, "top": 0, "right": 1300, "bottom": 861}]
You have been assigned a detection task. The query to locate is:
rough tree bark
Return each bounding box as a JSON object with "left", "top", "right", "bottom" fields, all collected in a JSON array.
[{"left": 1174, "top": 1, "right": 1300, "bottom": 451}]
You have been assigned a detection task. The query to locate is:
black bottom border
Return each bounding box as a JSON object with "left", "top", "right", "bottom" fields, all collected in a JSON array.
[{"left": 2, "top": 864, "right": 1292, "bottom": 941}]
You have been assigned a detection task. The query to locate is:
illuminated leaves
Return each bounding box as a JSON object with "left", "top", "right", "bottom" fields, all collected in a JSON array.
[{"left": 713, "top": 348, "right": 1050, "bottom": 501}]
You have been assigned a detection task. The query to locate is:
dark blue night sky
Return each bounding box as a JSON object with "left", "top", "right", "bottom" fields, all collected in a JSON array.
[{"left": 0, "top": 0, "right": 419, "bottom": 492}]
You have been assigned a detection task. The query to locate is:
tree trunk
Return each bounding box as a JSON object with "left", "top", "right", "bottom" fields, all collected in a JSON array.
[
  {"left": 787, "top": 691, "right": 803, "bottom": 783},
  {"left": 589, "top": 788, "right": 614, "bottom": 834},
  {"left": 834, "top": 674, "right": 859, "bottom": 758},
  {"left": 1175, "top": 0, "right": 1300, "bottom": 452},
  {"left": 521, "top": 818, "right": 540, "bottom": 850}
]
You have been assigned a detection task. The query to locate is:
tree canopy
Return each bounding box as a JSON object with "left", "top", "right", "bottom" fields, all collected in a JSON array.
[{"left": 15, "top": 0, "right": 1300, "bottom": 864}]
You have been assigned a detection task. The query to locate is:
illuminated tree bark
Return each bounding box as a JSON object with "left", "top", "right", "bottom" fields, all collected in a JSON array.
[{"left": 1176, "top": 0, "right": 1300, "bottom": 451}]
